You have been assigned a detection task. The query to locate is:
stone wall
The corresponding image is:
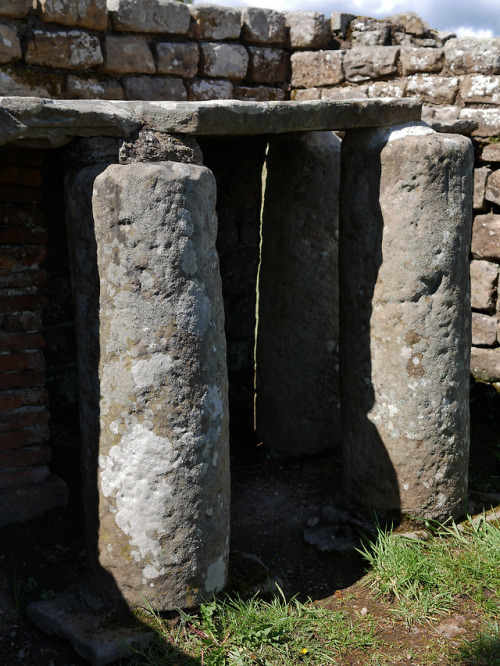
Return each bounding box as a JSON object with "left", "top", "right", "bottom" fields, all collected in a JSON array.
[
  {"left": 0, "top": 0, "right": 499, "bottom": 461},
  {"left": 1, "top": 2, "right": 499, "bottom": 388}
]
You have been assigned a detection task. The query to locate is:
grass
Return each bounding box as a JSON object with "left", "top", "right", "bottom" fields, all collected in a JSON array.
[
  {"left": 128, "top": 587, "right": 378, "bottom": 665},
  {"left": 358, "top": 515, "right": 500, "bottom": 627},
  {"left": 454, "top": 621, "right": 500, "bottom": 665},
  {"left": 123, "top": 516, "right": 500, "bottom": 665}
]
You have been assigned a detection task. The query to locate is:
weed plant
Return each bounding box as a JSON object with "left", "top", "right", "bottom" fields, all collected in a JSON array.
[
  {"left": 358, "top": 515, "right": 500, "bottom": 627},
  {"left": 128, "top": 588, "right": 377, "bottom": 665}
]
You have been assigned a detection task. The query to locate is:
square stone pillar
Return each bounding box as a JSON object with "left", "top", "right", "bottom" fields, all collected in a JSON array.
[
  {"left": 255, "top": 131, "right": 341, "bottom": 457},
  {"left": 340, "top": 123, "right": 473, "bottom": 520},
  {"left": 66, "top": 157, "right": 230, "bottom": 610}
]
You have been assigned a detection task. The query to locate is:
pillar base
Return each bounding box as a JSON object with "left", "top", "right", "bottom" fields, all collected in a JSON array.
[{"left": 27, "top": 585, "right": 154, "bottom": 666}]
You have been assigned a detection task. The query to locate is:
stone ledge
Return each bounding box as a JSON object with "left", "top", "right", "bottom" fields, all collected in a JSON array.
[
  {"left": 0, "top": 98, "right": 141, "bottom": 147},
  {"left": 0, "top": 97, "right": 423, "bottom": 144}
]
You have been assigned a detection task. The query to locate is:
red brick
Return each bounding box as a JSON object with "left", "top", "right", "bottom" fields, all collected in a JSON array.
[
  {"left": 0, "top": 246, "right": 46, "bottom": 270},
  {"left": 0, "top": 226, "right": 47, "bottom": 244},
  {"left": 0, "top": 206, "right": 44, "bottom": 227},
  {"left": 0, "top": 167, "right": 43, "bottom": 187},
  {"left": 0, "top": 388, "right": 48, "bottom": 410},
  {"left": 0, "top": 270, "right": 46, "bottom": 289},
  {"left": 0, "top": 464, "right": 49, "bottom": 490},
  {"left": 0, "top": 150, "right": 44, "bottom": 168},
  {"left": 0, "top": 311, "right": 43, "bottom": 332},
  {"left": 0, "top": 332, "right": 46, "bottom": 351},
  {"left": 0, "top": 406, "right": 49, "bottom": 432},
  {"left": 0, "top": 294, "right": 47, "bottom": 313},
  {"left": 0, "top": 370, "right": 45, "bottom": 390},
  {"left": 0, "top": 185, "right": 43, "bottom": 205},
  {"left": 0, "top": 350, "right": 45, "bottom": 372},
  {"left": 0, "top": 445, "right": 51, "bottom": 469},
  {"left": 0, "top": 424, "right": 50, "bottom": 452}
]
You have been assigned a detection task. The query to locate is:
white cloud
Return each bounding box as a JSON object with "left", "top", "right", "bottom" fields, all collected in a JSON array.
[
  {"left": 193, "top": 0, "right": 500, "bottom": 37},
  {"left": 455, "top": 26, "right": 494, "bottom": 38}
]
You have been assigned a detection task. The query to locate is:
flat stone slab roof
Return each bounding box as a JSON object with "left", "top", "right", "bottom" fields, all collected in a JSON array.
[{"left": 0, "top": 97, "right": 422, "bottom": 148}]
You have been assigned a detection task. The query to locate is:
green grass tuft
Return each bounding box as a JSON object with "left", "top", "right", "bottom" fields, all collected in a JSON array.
[
  {"left": 454, "top": 621, "right": 500, "bottom": 665},
  {"left": 358, "top": 516, "right": 500, "bottom": 627},
  {"left": 128, "top": 587, "right": 378, "bottom": 665}
]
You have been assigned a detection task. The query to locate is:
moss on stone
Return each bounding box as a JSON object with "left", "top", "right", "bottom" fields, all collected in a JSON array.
[{"left": 0, "top": 64, "right": 63, "bottom": 98}]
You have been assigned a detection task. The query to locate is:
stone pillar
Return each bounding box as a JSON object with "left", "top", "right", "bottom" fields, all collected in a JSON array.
[
  {"left": 340, "top": 124, "right": 473, "bottom": 520},
  {"left": 66, "top": 159, "right": 230, "bottom": 609},
  {"left": 255, "top": 131, "right": 341, "bottom": 456}
]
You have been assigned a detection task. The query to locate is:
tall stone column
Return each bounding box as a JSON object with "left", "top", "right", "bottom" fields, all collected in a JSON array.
[
  {"left": 255, "top": 131, "right": 341, "bottom": 456},
  {"left": 66, "top": 158, "right": 230, "bottom": 609},
  {"left": 340, "top": 124, "right": 473, "bottom": 520}
]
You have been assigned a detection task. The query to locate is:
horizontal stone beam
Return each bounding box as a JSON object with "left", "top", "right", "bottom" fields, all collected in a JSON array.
[
  {"left": 0, "top": 97, "right": 422, "bottom": 147},
  {"left": 128, "top": 98, "right": 422, "bottom": 135},
  {"left": 0, "top": 97, "right": 141, "bottom": 147}
]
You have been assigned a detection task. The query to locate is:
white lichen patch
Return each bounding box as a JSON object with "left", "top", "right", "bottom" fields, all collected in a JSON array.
[
  {"left": 202, "top": 385, "right": 224, "bottom": 421},
  {"left": 437, "top": 493, "right": 447, "bottom": 508},
  {"left": 179, "top": 237, "right": 198, "bottom": 276},
  {"left": 99, "top": 423, "right": 179, "bottom": 569},
  {"left": 387, "top": 403, "right": 399, "bottom": 417},
  {"left": 131, "top": 353, "right": 174, "bottom": 391},
  {"left": 443, "top": 137, "right": 463, "bottom": 149},
  {"left": 142, "top": 563, "right": 164, "bottom": 580},
  {"left": 176, "top": 280, "right": 211, "bottom": 336},
  {"left": 204, "top": 555, "right": 226, "bottom": 593},
  {"left": 386, "top": 122, "right": 434, "bottom": 142}
]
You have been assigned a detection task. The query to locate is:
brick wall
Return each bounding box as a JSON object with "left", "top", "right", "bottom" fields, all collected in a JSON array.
[{"left": 0, "top": 148, "right": 51, "bottom": 493}]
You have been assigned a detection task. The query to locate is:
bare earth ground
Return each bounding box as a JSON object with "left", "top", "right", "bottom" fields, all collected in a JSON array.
[{"left": 0, "top": 398, "right": 499, "bottom": 665}]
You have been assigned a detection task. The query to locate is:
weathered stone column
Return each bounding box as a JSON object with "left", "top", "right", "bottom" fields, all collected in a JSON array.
[
  {"left": 66, "top": 159, "right": 230, "bottom": 609},
  {"left": 255, "top": 132, "right": 341, "bottom": 456},
  {"left": 340, "top": 124, "right": 473, "bottom": 520}
]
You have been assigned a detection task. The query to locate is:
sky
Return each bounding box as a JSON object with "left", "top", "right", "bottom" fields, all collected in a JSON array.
[{"left": 193, "top": 0, "right": 500, "bottom": 38}]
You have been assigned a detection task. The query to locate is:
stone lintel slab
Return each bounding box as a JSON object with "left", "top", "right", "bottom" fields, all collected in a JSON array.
[
  {"left": 0, "top": 97, "right": 422, "bottom": 147},
  {"left": 114, "top": 98, "right": 422, "bottom": 135},
  {"left": 0, "top": 97, "right": 141, "bottom": 147}
]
